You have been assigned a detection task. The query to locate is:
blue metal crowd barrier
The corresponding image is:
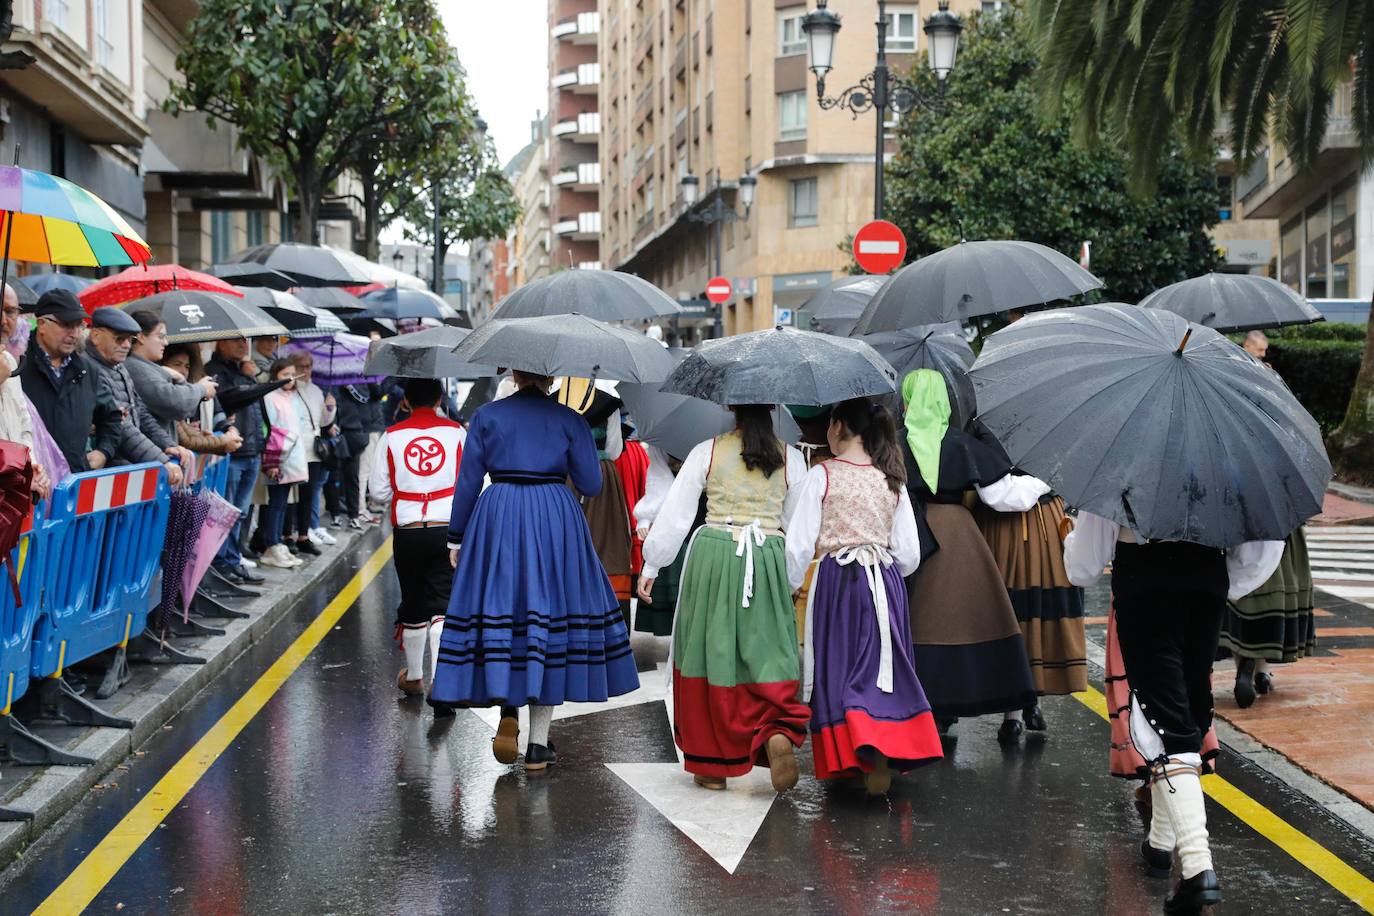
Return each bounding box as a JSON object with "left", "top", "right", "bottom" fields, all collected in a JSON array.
[
  {"left": 0, "top": 505, "right": 42, "bottom": 718},
  {"left": 194, "top": 450, "right": 230, "bottom": 498}
]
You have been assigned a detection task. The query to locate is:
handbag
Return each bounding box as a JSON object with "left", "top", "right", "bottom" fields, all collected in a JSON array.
[{"left": 300, "top": 388, "right": 349, "bottom": 465}]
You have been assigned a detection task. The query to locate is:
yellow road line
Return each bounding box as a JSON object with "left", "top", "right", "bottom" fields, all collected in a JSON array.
[
  {"left": 33, "top": 537, "right": 393, "bottom": 916},
  {"left": 1073, "top": 686, "right": 1374, "bottom": 912}
]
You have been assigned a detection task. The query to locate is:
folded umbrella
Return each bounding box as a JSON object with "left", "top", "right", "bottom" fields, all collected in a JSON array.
[
  {"left": 358, "top": 285, "right": 451, "bottom": 321},
  {"left": 454, "top": 313, "right": 675, "bottom": 383},
  {"left": 364, "top": 325, "right": 492, "bottom": 380},
  {"left": 852, "top": 240, "right": 1103, "bottom": 334},
  {"left": 968, "top": 304, "right": 1330, "bottom": 547},
  {"left": 79, "top": 263, "right": 242, "bottom": 309},
  {"left": 660, "top": 326, "right": 897, "bottom": 407},
  {"left": 490, "top": 269, "right": 682, "bottom": 322},
  {"left": 1137, "top": 272, "right": 1324, "bottom": 333},
  {"left": 803, "top": 274, "right": 886, "bottom": 336},
  {"left": 121, "top": 289, "right": 287, "bottom": 344},
  {"left": 209, "top": 262, "right": 298, "bottom": 291},
  {"left": 222, "top": 242, "right": 372, "bottom": 288},
  {"left": 859, "top": 323, "right": 976, "bottom": 426}
]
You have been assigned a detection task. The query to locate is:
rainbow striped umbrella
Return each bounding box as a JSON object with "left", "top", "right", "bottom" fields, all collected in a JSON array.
[{"left": 0, "top": 166, "right": 150, "bottom": 267}]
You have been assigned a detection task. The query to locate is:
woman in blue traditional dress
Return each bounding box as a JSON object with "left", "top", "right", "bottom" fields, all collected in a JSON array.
[{"left": 430, "top": 370, "right": 641, "bottom": 771}]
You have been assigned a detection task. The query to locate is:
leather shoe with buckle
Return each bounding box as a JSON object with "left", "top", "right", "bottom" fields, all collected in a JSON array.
[{"left": 1164, "top": 869, "right": 1222, "bottom": 913}]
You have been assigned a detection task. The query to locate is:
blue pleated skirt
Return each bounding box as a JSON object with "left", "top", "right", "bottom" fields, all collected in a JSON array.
[{"left": 430, "top": 481, "right": 641, "bottom": 706}]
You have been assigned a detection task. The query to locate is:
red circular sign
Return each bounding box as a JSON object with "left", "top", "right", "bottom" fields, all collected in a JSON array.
[
  {"left": 853, "top": 220, "right": 907, "bottom": 274},
  {"left": 403, "top": 436, "right": 446, "bottom": 476},
  {"left": 705, "top": 276, "right": 733, "bottom": 304}
]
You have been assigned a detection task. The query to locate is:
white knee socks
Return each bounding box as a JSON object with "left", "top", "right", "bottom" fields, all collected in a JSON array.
[
  {"left": 1148, "top": 779, "right": 1177, "bottom": 851},
  {"left": 1155, "top": 754, "right": 1212, "bottom": 878},
  {"left": 401, "top": 628, "right": 426, "bottom": 680},
  {"left": 529, "top": 704, "right": 553, "bottom": 747},
  {"left": 427, "top": 619, "right": 444, "bottom": 679}
]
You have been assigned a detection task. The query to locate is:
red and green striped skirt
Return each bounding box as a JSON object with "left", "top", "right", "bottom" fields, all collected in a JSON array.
[{"left": 672, "top": 527, "right": 811, "bottom": 777}]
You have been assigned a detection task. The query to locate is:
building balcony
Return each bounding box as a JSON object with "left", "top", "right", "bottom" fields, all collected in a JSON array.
[
  {"left": 578, "top": 261, "right": 602, "bottom": 271},
  {"left": 553, "top": 162, "right": 601, "bottom": 191},
  {"left": 552, "top": 11, "right": 600, "bottom": 44},
  {"left": 555, "top": 212, "right": 602, "bottom": 240},
  {"left": 552, "top": 112, "right": 601, "bottom": 143},
  {"left": 1243, "top": 82, "right": 1359, "bottom": 219}
]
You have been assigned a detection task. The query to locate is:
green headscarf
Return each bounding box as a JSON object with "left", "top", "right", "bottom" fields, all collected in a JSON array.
[{"left": 901, "top": 369, "right": 951, "bottom": 494}]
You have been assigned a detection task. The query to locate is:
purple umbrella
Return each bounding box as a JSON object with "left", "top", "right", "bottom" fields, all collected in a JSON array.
[{"left": 280, "top": 332, "right": 383, "bottom": 385}]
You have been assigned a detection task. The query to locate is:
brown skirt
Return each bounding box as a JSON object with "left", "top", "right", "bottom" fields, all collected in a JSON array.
[
  {"left": 974, "top": 498, "right": 1088, "bottom": 695},
  {"left": 581, "top": 458, "right": 633, "bottom": 600}
]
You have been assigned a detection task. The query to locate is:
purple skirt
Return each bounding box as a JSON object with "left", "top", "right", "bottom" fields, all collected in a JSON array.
[{"left": 808, "top": 556, "right": 943, "bottom": 778}]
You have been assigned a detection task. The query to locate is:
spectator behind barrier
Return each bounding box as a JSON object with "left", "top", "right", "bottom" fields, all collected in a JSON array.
[
  {"left": 18, "top": 290, "right": 122, "bottom": 473},
  {"left": 0, "top": 285, "right": 50, "bottom": 500},
  {"left": 161, "top": 344, "right": 242, "bottom": 456},
  {"left": 125, "top": 309, "right": 219, "bottom": 445}
]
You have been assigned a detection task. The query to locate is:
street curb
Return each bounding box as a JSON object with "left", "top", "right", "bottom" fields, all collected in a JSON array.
[{"left": 0, "top": 530, "right": 371, "bottom": 866}]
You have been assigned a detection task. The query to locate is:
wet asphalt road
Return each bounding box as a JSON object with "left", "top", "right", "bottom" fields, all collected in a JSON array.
[{"left": 4, "top": 530, "right": 1372, "bottom": 915}]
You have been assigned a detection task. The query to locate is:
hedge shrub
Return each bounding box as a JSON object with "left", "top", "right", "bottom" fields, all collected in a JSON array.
[{"left": 1266, "top": 336, "right": 1364, "bottom": 433}]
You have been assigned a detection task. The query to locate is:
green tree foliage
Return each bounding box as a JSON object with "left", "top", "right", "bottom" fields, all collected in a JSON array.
[
  {"left": 884, "top": 11, "right": 1221, "bottom": 304},
  {"left": 170, "top": 0, "right": 468, "bottom": 245},
  {"left": 400, "top": 139, "right": 520, "bottom": 271}
]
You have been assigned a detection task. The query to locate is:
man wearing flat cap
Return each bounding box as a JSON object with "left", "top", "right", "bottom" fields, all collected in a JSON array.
[
  {"left": 19, "top": 289, "right": 123, "bottom": 473},
  {"left": 84, "top": 305, "right": 189, "bottom": 486}
]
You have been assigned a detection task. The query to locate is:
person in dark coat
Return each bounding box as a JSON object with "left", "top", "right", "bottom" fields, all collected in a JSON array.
[
  {"left": 207, "top": 336, "right": 269, "bottom": 578},
  {"left": 18, "top": 290, "right": 122, "bottom": 473},
  {"left": 326, "top": 383, "right": 376, "bottom": 525}
]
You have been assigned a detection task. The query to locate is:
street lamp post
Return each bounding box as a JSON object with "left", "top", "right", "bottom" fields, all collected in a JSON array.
[
  {"left": 802, "top": 0, "right": 963, "bottom": 221},
  {"left": 391, "top": 250, "right": 404, "bottom": 274},
  {"left": 678, "top": 173, "right": 757, "bottom": 339}
]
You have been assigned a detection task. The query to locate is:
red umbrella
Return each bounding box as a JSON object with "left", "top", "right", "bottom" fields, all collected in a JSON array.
[{"left": 78, "top": 263, "right": 244, "bottom": 310}]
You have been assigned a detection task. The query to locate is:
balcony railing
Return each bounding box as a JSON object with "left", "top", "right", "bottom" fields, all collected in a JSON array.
[{"left": 553, "top": 11, "right": 600, "bottom": 43}]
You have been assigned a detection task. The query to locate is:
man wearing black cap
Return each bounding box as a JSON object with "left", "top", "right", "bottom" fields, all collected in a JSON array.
[
  {"left": 85, "top": 306, "right": 188, "bottom": 487},
  {"left": 19, "top": 290, "right": 122, "bottom": 473}
]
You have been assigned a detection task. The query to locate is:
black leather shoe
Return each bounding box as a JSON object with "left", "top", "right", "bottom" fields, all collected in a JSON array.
[
  {"left": 997, "top": 719, "right": 1024, "bottom": 743},
  {"left": 218, "top": 565, "right": 245, "bottom": 583},
  {"left": 236, "top": 565, "right": 265, "bottom": 584},
  {"left": 1024, "top": 704, "right": 1048, "bottom": 731},
  {"left": 297, "top": 539, "right": 322, "bottom": 557},
  {"left": 1254, "top": 671, "right": 1274, "bottom": 695},
  {"left": 1140, "top": 839, "right": 1172, "bottom": 878},
  {"left": 525, "top": 742, "right": 558, "bottom": 771},
  {"left": 1234, "top": 658, "right": 1257, "bottom": 708},
  {"left": 1164, "top": 869, "right": 1222, "bottom": 913}
]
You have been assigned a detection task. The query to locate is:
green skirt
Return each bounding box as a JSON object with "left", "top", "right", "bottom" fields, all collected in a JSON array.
[
  {"left": 636, "top": 538, "right": 688, "bottom": 636},
  {"left": 1220, "top": 529, "right": 1316, "bottom": 663}
]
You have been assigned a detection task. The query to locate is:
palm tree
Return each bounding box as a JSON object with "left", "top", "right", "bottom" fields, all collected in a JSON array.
[{"left": 1027, "top": 0, "right": 1374, "bottom": 482}]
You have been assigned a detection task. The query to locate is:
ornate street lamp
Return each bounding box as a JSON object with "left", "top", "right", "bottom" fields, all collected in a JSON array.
[
  {"left": 802, "top": 0, "right": 963, "bottom": 220},
  {"left": 678, "top": 173, "right": 757, "bottom": 339}
]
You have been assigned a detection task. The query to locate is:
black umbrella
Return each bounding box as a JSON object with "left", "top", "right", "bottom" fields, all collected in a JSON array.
[
  {"left": 660, "top": 326, "right": 896, "bottom": 407},
  {"left": 453, "top": 314, "right": 675, "bottom": 383},
  {"left": 235, "top": 287, "right": 318, "bottom": 332},
  {"left": 803, "top": 274, "right": 886, "bottom": 336},
  {"left": 8, "top": 276, "right": 37, "bottom": 307},
  {"left": 209, "top": 263, "right": 298, "bottom": 291},
  {"left": 489, "top": 269, "right": 681, "bottom": 322},
  {"left": 968, "top": 304, "right": 1330, "bottom": 547},
  {"left": 293, "top": 286, "right": 367, "bottom": 313},
  {"left": 1137, "top": 272, "right": 1324, "bottom": 333},
  {"left": 26, "top": 272, "right": 93, "bottom": 296},
  {"left": 222, "top": 242, "right": 371, "bottom": 288},
  {"left": 358, "top": 285, "right": 452, "bottom": 321},
  {"left": 122, "top": 290, "right": 287, "bottom": 344},
  {"left": 364, "top": 325, "right": 492, "bottom": 380},
  {"left": 852, "top": 240, "right": 1103, "bottom": 334},
  {"left": 859, "top": 323, "right": 976, "bottom": 426}
]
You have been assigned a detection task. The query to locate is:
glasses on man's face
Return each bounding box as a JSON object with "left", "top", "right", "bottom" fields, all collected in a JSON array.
[
  {"left": 38, "top": 317, "right": 83, "bottom": 332},
  {"left": 2, "top": 307, "right": 20, "bottom": 319}
]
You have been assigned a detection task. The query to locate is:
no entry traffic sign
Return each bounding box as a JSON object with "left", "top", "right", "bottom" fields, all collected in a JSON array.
[
  {"left": 853, "top": 220, "right": 907, "bottom": 274},
  {"left": 705, "top": 276, "right": 733, "bottom": 304}
]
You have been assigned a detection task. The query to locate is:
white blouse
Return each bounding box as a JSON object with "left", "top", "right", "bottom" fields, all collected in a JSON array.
[
  {"left": 784, "top": 464, "right": 922, "bottom": 591},
  {"left": 640, "top": 439, "right": 808, "bottom": 581},
  {"left": 1062, "top": 510, "right": 1285, "bottom": 601},
  {"left": 633, "top": 444, "right": 676, "bottom": 530},
  {"left": 976, "top": 474, "right": 1052, "bottom": 512}
]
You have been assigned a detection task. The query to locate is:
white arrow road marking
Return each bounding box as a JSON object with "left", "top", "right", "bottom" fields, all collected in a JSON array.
[{"left": 605, "top": 763, "right": 778, "bottom": 874}]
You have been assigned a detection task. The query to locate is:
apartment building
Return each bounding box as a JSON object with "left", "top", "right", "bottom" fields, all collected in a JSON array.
[
  {"left": 599, "top": 0, "right": 989, "bottom": 338},
  {"left": 511, "top": 116, "right": 552, "bottom": 292},
  {"left": 550, "top": 0, "right": 602, "bottom": 270}
]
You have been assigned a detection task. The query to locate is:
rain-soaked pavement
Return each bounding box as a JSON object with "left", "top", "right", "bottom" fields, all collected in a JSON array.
[{"left": 5, "top": 528, "right": 1373, "bottom": 914}]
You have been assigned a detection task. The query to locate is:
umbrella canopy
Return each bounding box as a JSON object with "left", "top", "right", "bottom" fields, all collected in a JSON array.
[
  {"left": 122, "top": 290, "right": 287, "bottom": 344},
  {"left": 24, "top": 272, "right": 93, "bottom": 296},
  {"left": 324, "top": 244, "right": 430, "bottom": 290},
  {"left": 290, "top": 305, "right": 349, "bottom": 339},
  {"left": 281, "top": 333, "right": 382, "bottom": 385},
  {"left": 454, "top": 314, "right": 675, "bottom": 383},
  {"left": 222, "top": 242, "right": 371, "bottom": 287},
  {"left": 660, "top": 326, "right": 897, "bottom": 407},
  {"left": 358, "top": 285, "right": 451, "bottom": 321},
  {"left": 236, "top": 287, "right": 324, "bottom": 333},
  {"left": 293, "top": 286, "right": 368, "bottom": 313},
  {"left": 1137, "top": 272, "right": 1325, "bottom": 333},
  {"left": 803, "top": 274, "right": 886, "bottom": 336},
  {"left": 490, "top": 270, "right": 681, "bottom": 322},
  {"left": 968, "top": 304, "right": 1330, "bottom": 547},
  {"left": 79, "top": 264, "right": 243, "bottom": 310},
  {"left": 9, "top": 276, "right": 37, "bottom": 307},
  {"left": 209, "top": 263, "right": 298, "bottom": 291},
  {"left": 621, "top": 353, "right": 802, "bottom": 461},
  {"left": 859, "top": 323, "right": 976, "bottom": 426},
  {"left": 0, "top": 166, "right": 151, "bottom": 266},
  {"left": 363, "top": 325, "right": 491, "bottom": 379},
  {"left": 852, "top": 240, "right": 1103, "bottom": 334}
]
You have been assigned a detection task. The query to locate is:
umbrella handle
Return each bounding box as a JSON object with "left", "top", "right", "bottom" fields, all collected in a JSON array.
[{"left": 1174, "top": 328, "right": 1193, "bottom": 355}]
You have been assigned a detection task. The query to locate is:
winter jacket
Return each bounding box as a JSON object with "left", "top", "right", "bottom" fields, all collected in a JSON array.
[
  {"left": 0, "top": 353, "right": 33, "bottom": 450},
  {"left": 18, "top": 339, "right": 122, "bottom": 472},
  {"left": 207, "top": 353, "right": 265, "bottom": 457},
  {"left": 263, "top": 387, "right": 308, "bottom": 484},
  {"left": 88, "top": 351, "right": 176, "bottom": 467},
  {"left": 126, "top": 354, "right": 204, "bottom": 441}
]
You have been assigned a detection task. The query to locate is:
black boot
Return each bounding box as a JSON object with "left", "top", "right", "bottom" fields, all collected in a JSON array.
[
  {"left": 1024, "top": 703, "right": 1047, "bottom": 731},
  {"left": 1164, "top": 869, "right": 1221, "bottom": 913},
  {"left": 1140, "top": 839, "right": 1172, "bottom": 878},
  {"left": 997, "top": 718, "right": 1024, "bottom": 743},
  {"left": 1234, "top": 657, "right": 1257, "bottom": 709}
]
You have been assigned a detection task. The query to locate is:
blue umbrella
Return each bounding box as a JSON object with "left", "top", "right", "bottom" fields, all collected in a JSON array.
[
  {"left": 359, "top": 285, "right": 453, "bottom": 321},
  {"left": 25, "top": 272, "right": 93, "bottom": 296}
]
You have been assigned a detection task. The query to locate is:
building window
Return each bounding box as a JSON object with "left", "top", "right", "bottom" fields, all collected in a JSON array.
[
  {"left": 46, "top": 0, "right": 70, "bottom": 30},
  {"left": 1216, "top": 175, "right": 1234, "bottom": 222},
  {"left": 1330, "top": 174, "right": 1357, "bottom": 299},
  {"left": 93, "top": 0, "right": 114, "bottom": 68},
  {"left": 246, "top": 211, "right": 265, "bottom": 247},
  {"left": 779, "top": 90, "right": 807, "bottom": 141},
  {"left": 1305, "top": 197, "right": 1329, "bottom": 298},
  {"left": 885, "top": 5, "right": 919, "bottom": 53},
  {"left": 779, "top": 7, "right": 807, "bottom": 56},
  {"left": 210, "top": 211, "right": 234, "bottom": 264},
  {"left": 645, "top": 176, "right": 655, "bottom": 215},
  {"left": 1280, "top": 214, "right": 1303, "bottom": 293},
  {"left": 790, "top": 178, "right": 818, "bottom": 228},
  {"left": 981, "top": 1, "right": 1009, "bottom": 12}
]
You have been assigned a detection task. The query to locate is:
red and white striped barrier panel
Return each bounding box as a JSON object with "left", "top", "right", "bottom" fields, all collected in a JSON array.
[{"left": 75, "top": 468, "right": 161, "bottom": 515}]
